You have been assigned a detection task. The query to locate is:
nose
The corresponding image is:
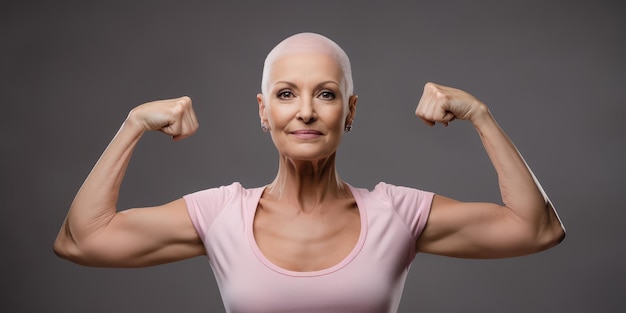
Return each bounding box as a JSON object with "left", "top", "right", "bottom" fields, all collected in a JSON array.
[{"left": 297, "top": 96, "right": 316, "bottom": 124}]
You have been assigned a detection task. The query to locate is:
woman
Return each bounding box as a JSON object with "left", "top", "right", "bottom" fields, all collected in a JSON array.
[{"left": 54, "top": 33, "right": 565, "bottom": 312}]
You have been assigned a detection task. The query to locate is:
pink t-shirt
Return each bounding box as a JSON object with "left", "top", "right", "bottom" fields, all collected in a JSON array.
[{"left": 184, "top": 182, "right": 433, "bottom": 313}]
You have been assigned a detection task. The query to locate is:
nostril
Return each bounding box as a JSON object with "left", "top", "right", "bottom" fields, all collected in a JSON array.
[
  {"left": 298, "top": 115, "right": 317, "bottom": 124},
  {"left": 296, "top": 112, "right": 316, "bottom": 123}
]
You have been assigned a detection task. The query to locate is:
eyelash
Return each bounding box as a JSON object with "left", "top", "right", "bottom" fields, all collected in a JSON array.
[
  {"left": 319, "top": 91, "right": 336, "bottom": 100},
  {"left": 277, "top": 90, "right": 293, "bottom": 99},
  {"left": 275, "top": 89, "right": 337, "bottom": 100}
]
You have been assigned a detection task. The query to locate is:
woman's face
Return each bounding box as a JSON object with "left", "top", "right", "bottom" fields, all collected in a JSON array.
[{"left": 258, "top": 53, "right": 357, "bottom": 162}]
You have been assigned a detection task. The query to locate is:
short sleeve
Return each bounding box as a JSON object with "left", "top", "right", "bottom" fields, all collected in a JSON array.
[
  {"left": 183, "top": 182, "right": 241, "bottom": 242},
  {"left": 373, "top": 182, "right": 434, "bottom": 240}
]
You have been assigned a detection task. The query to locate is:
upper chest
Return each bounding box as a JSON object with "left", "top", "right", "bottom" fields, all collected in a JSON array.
[
  {"left": 253, "top": 197, "right": 360, "bottom": 272},
  {"left": 205, "top": 189, "right": 417, "bottom": 313}
]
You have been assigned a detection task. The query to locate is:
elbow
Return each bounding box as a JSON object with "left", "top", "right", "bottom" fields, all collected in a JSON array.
[
  {"left": 546, "top": 222, "right": 566, "bottom": 248},
  {"left": 53, "top": 224, "right": 72, "bottom": 260},
  {"left": 53, "top": 240, "right": 71, "bottom": 261},
  {"left": 53, "top": 238, "right": 103, "bottom": 267},
  {"left": 540, "top": 204, "right": 566, "bottom": 250},
  {"left": 524, "top": 201, "right": 566, "bottom": 254},
  {"left": 508, "top": 217, "right": 565, "bottom": 257},
  {"left": 53, "top": 226, "right": 96, "bottom": 266},
  {"left": 54, "top": 229, "right": 131, "bottom": 268},
  {"left": 532, "top": 220, "right": 566, "bottom": 253},
  {"left": 53, "top": 231, "right": 81, "bottom": 263}
]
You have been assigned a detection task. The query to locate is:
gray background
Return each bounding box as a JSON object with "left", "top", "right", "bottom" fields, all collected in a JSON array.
[{"left": 2, "top": 0, "right": 624, "bottom": 312}]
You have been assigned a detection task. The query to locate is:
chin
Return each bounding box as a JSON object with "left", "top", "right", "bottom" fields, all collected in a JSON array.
[{"left": 280, "top": 148, "right": 337, "bottom": 162}]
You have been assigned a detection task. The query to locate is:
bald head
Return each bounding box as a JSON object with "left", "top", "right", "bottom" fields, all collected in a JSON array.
[{"left": 260, "top": 33, "right": 354, "bottom": 98}]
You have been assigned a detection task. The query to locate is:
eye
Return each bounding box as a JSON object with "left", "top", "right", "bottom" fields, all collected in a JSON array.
[
  {"left": 277, "top": 90, "right": 294, "bottom": 99},
  {"left": 319, "top": 90, "right": 336, "bottom": 100}
]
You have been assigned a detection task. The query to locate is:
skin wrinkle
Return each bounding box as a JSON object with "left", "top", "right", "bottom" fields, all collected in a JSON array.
[
  {"left": 270, "top": 155, "right": 343, "bottom": 206},
  {"left": 258, "top": 34, "right": 359, "bottom": 206}
]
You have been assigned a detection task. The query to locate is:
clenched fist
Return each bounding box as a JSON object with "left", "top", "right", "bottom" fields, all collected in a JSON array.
[
  {"left": 127, "top": 96, "right": 199, "bottom": 141},
  {"left": 415, "top": 82, "right": 488, "bottom": 127}
]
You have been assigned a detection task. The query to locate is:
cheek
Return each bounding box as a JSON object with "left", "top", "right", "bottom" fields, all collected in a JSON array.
[
  {"left": 266, "top": 105, "right": 291, "bottom": 126},
  {"left": 327, "top": 107, "right": 347, "bottom": 128}
]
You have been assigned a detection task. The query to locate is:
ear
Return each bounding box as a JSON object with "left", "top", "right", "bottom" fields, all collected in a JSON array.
[
  {"left": 345, "top": 94, "right": 358, "bottom": 125},
  {"left": 257, "top": 93, "right": 267, "bottom": 124}
]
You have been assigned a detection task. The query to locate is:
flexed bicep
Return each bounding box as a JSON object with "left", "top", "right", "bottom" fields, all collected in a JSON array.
[
  {"left": 413, "top": 83, "right": 564, "bottom": 258},
  {"left": 54, "top": 96, "right": 204, "bottom": 267},
  {"left": 416, "top": 195, "right": 550, "bottom": 258},
  {"left": 59, "top": 198, "right": 205, "bottom": 267}
]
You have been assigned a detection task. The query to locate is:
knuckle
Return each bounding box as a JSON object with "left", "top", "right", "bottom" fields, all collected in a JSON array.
[
  {"left": 415, "top": 108, "right": 425, "bottom": 116},
  {"left": 177, "top": 96, "right": 192, "bottom": 108},
  {"left": 435, "top": 92, "right": 447, "bottom": 102}
]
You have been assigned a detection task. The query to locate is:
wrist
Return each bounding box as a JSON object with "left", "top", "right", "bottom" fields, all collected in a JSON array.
[
  {"left": 122, "top": 112, "right": 148, "bottom": 136},
  {"left": 469, "top": 102, "right": 493, "bottom": 127}
]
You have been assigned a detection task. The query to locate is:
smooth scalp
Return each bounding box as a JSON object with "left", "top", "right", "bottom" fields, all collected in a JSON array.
[{"left": 260, "top": 33, "right": 354, "bottom": 101}]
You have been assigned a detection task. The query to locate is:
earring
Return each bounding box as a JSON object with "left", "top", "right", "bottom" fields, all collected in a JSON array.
[
  {"left": 261, "top": 123, "right": 270, "bottom": 132},
  {"left": 344, "top": 124, "right": 352, "bottom": 132}
]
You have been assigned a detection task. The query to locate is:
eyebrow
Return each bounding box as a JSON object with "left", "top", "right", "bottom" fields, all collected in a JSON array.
[{"left": 272, "top": 80, "right": 341, "bottom": 90}]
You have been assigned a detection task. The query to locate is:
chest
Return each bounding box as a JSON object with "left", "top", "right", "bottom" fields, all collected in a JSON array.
[
  {"left": 253, "top": 199, "right": 360, "bottom": 272},
  {"left": 199, "top": 186, "right": 420, "bottom": 313}
]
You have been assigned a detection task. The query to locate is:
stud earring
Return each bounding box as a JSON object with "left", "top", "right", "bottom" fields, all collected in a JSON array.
[
  {"left": 344, "top": 124, "right": 352, "bottom": 132},
  {"left": 261, "top": 123, "right": 270, "bottom": 132}
]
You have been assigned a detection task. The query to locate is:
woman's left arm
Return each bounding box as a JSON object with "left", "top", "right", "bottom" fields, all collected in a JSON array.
[{"left": 415, "top": 82, "right": 565, "bottom": 258}]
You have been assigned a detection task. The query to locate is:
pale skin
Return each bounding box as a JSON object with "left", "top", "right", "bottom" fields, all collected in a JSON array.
[{"left": 54, "top": 34, "right": 565, "bottom": 270}]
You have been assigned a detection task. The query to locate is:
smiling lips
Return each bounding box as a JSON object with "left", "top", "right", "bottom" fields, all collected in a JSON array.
[{"left": 290, "top": 129, "right": 323, "bottom": 139}]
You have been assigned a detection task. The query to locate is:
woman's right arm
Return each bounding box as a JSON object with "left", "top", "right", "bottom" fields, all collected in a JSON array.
[{"left": 53, "top": 96, "right": 205, "bottom": 267}]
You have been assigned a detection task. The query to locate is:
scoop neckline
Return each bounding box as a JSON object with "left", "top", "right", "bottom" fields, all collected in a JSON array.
[{"left": 246, "top": 184, "right": 368, "bottom": 277}]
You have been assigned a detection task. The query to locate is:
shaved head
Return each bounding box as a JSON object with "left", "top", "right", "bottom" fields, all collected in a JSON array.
[{"left": 260, "top": 32, "right": 354, "bottom": 98}]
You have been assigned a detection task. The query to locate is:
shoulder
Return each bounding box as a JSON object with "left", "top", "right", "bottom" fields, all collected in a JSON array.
[
  {"left": 182, "top": 182, "right": 264, "bottom": 235},
  {"left": 183, "top": 182, "right": 266, "bottom": 200},
  {"left": 363, "top": 182, "right": 434, "bottom": 203},
  {"left": 349, "top": 182, "right": 434, "bottom": 218},
  {"left": 182, "top": 182, "right": 248, "bottom": 219},
  {"left": 183, "top": 182, "right": 269, "bottom": 210},
  {"left": 355, "top": 182, "right": 434, "bottom": 239},
  {"left": 184, "top": 182, "right": 242, "bottom": 199}
]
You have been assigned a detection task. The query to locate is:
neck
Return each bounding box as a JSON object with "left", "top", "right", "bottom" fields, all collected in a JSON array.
[{"left": 266, "top": 153, "right": 349, "bottom": 211}]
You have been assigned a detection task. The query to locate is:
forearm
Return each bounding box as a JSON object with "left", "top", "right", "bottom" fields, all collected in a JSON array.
[
  {"left": 471, "top": 105, "right": 564, "bottom": 233},
  {"left": 56, "top": 117, "right": 145, "bottom": 249}
]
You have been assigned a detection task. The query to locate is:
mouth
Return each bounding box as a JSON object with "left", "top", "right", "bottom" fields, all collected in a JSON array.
[
  {"left": 290, "top": 129, "right": 323, "bottom": 135},
  {"left": 290, "top": 129, "right": 324, "bottom": 139}
]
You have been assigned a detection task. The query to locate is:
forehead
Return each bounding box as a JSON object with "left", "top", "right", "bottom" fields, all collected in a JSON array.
[
  {"left": 267, "top": 53, "right": 344, "bottom": 86},
  {"left": 266, "top": 33, "right": 345, "bottom": 61}
]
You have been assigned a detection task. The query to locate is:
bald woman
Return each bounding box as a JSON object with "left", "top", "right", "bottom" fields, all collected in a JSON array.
[{"left": 54, "top": 33, "right": 565, "bottom": 313}]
